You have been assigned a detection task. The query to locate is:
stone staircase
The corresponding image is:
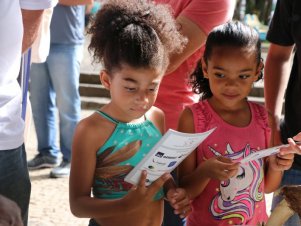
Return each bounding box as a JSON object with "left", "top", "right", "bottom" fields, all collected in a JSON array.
[
  {"left": 79, "top": 72, "right": 110, "bottom": 109},
  {"left": 79, "top": 73, "right": 265, "bottom": 110},
  {"left": 79, "top": 36, "right": 267, "bottom": 109}
]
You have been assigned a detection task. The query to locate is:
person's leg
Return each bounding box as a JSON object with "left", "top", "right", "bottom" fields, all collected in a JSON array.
[
  {"left": 28, "top": 61, "right": 60, "bottom": 168},
  {"left": 0, "top": 145, "right": 31, "bottom": 226},
  {"left": 47, "top": 43, "right": 82, "bottom": 177},
  {"left": 271, "top": 169, "right": 301, "bottom": 226}
]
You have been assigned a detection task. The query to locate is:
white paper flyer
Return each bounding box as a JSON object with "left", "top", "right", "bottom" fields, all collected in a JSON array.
[
  {"left": 240, "top": 142, "right": 301, "bottom": 163},
  {"left": 124, "top": 128, "right": 216, "bottom": 186}
]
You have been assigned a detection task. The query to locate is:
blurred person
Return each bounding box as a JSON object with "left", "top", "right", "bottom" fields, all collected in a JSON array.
[
  {"left": 0, "top": 1, "right": 57, "bottom": 225},
  {"left": 27, "top": 0, "right": 93, "bottom": 178},
  {"left": 264, "top": 0, "right": 301, "bottom": 225}
]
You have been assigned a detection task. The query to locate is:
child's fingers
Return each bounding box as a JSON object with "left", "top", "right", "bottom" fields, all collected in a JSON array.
[
  {"left": 137, "top": 170, "right": 147, "bottom": 188},
  {"left": 216, "top": 156, "right": 233, "bottom": 163},
  {"left": 293, "top": 132, "right": 301, "bottom": 140},
  {"left": 148, "top": 173, "right": 171, "bottom": 195},
  {"left": 172, "top": 195, "right": 191, "bottom": 211},
  {"left": 276, "top": 156, "right": 294, "bottom": 169},
  {"left": 168, "top": 188, "right": 188, "bottom": 204},
  {"left": 177, "top": 205, "right": 192, "bottom": 218}
]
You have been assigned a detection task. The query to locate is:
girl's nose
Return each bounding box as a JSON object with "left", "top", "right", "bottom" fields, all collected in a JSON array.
[
  {"left": 225, "top": 78, "right": 237, "bottom": 87},
  {"left": 135, "top": 91, "right": 149, "bottom": 104}
]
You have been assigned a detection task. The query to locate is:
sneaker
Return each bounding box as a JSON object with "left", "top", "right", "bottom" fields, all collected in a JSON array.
[
  {"left": 50, "top": 160, "right": 71, "bottom": 178},
  {"left": 27, "top": 154, "right": 59, "bottom": 170}
]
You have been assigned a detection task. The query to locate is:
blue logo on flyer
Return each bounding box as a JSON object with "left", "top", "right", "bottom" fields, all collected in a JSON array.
[{"left": 168, "top": 161, "right": 177, "bottom": 167}]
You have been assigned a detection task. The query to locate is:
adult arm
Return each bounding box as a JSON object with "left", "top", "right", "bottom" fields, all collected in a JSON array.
[
  {"left": 59, "top": 0, "right": 93, "bottom": 6},
  {"left": 164, "top": 0, "right": 235, "bottom": 75},
  {"left": 165, "top": 15, "right": 205, "bottom": 74},
  {"left": 264, "top": 43, "right": 294, "bottom": 145},
  {"left": 21, "top": 9, "right": 44, "bottom": 53}
]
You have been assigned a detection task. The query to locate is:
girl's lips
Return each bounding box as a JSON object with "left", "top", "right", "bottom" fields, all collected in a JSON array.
[
  {"left": 131, "top": 106, "right": 148, "bottom": 112},
  {"left": 223, "top": 93, "right": 239, "bottom": 99}
]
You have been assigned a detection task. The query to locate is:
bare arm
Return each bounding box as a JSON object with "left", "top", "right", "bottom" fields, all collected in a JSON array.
[
  {"left": 165, "top": 15, "right": 205, "bottom": 75},
  {"left": 59, "top": 0, "right": 93, "bottom": 6},
  {"left": 21, "top": 9, "right": 44, "bottom": 53},
  {"left": 264, "top": 160, "right": 283, "bottom": 193},
  {"left": 264, "top": 43, "right": 294, "bottom": 145},
  {"left": 177, "top": 108, "right": 210, "bottom": 199}
]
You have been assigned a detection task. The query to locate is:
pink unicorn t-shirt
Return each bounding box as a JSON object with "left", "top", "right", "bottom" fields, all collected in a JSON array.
[{"left": 187, "top": 100, "right": 271, "bottom": 226}]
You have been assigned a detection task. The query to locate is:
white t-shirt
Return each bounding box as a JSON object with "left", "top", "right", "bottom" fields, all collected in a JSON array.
[{"left": 0, "top": 0, "right": 57, "bottom": 150}]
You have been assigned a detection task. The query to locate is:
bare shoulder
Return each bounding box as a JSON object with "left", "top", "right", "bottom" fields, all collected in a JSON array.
[
  {"left": 145, "top": 106, "right": 165, "bottom": 134},
  {"left": 74, "top": 112, "right": 115, "bottom": 150},
  {"left": 178, "top": 107, "right": 194, "bottom": 133}
]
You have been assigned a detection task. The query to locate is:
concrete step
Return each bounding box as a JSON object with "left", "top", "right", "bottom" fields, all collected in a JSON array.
[
  {"left": 248, "top": 96, "right": 265, "bottom": 105},
  {"left": 79, "top": 83, "right": 110, "bottom": 98},
  {"left": 78, "top": 73, "right": 267, "bottom": 110},
  {"left": 80, "top": 72, "right": 100, "bottom": 84}
]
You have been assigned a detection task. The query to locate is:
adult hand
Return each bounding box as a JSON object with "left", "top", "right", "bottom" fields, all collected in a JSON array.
[{"left": 0, "top": 195, "right": 23, "bottom": 226}]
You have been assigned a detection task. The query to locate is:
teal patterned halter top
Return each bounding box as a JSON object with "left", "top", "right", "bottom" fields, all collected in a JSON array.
[{"left": 93, "top": 111, "right": 164, "bottom": 200}]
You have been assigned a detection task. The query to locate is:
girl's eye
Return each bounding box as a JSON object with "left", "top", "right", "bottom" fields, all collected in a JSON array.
[
  {"left": 214, "top": 73, "right": 225, "bottom": 78},
  {"left": 124, "top": 87, "right": 137, "bottom": 92},
  {"left": 239, "top": 74, "right": 250, "bottom": 79},
  {"left": 149, "top": 86, "right": 158, "bottom": 92}
]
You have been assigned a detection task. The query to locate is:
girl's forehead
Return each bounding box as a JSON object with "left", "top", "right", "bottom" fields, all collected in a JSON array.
[
  {"left": 210, "top": 46, "right": 257, "bottom": 61},
  {"left": 113, "top": 64, "right": 164, "bottom": 76},
  {"left": 112, "top": 64, "right": 164, "bottom": 80}
]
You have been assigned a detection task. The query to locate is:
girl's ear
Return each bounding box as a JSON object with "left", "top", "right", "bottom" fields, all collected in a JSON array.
[
  {"left": 201, "top": 57, "right": 209, "bottom": 78},
  {"left": 100, "top": 70, "right": 111, "bottom": 90},
  {"left": 254, "top": 60, "right": 264, "bottom": 81}
]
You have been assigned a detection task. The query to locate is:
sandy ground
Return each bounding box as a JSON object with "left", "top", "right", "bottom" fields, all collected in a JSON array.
[
  {"left": 26, "top": 110, "right": 93, "bottom": 226},
  {"left": 25, "top": 37, "right": 96, "bottom": 226}
]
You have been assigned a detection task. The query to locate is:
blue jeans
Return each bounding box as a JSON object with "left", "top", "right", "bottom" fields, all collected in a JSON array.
[
  {"left": 0, "top": 145, "right": 31, "bottom": 226},
  {"left": 30, "top": 43, "right": 83, "bottom": 161},
  {"left": 271, "top": 169, "right": 301, "bottom": 226}
]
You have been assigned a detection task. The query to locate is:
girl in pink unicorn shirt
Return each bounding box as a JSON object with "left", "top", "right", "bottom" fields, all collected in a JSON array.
[{"left": 177, "top": 21, "right": 301, "bottom": 226}]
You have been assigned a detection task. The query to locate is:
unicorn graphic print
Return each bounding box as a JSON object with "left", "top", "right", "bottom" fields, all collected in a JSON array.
[{"left": 209, "top": 143, "right": 265, "bottom": 224}]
